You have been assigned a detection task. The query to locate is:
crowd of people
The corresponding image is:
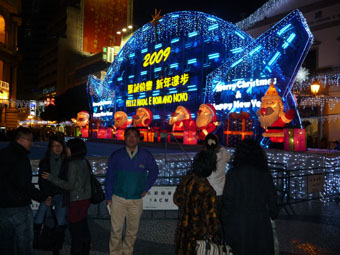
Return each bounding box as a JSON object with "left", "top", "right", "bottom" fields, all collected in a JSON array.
[
  {"left": 174, "top": 135, "right": 279, "bottom": 255},
  {"left": 0, "top": 126, "right": 279, "bottom": 255}
]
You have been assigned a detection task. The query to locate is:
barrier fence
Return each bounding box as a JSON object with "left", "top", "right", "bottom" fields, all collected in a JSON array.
[{"left": 31, "top": 155, "right": 340, "bottom": 218}]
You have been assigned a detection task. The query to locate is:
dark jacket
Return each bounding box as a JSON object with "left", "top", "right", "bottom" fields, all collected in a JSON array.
[
  {"left": 0, "top": 142, "right": 45, "bottom": 208},
  {"left": 47, "top": 158, "right": 91, "bottom": 202},
  {"left": 38, "top": 153, "right": 68, "bottom": 197},
  {"left": 221, "top": 165, "right": 278, "bottom": 255}
]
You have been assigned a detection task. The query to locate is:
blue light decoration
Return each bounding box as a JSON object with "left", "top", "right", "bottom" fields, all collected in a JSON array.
[
  {"left": 87, "top": 10, "right": 313, "bottom": 132},
  {"left": 206, "top": 10, "right": 313, "bottom": 126}
]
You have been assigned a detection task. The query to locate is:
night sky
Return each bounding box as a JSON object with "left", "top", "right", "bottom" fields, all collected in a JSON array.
[{"left": 133, "top": 0, "right": 268, "bottom": 28}]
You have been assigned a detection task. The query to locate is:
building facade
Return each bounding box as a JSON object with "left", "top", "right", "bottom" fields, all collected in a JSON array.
[{"left": 0, "top": 0, "right": 21, "bottom": 128}]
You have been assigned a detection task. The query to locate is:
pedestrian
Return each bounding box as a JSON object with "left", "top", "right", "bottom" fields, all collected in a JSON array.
[
  {"left": 173, "top": 150, "right": 220, "bottom": 255},
  {"left": 41, "top": 138, "right": 92, "bottom": 255},
  {"left": 0, "top": 127, "right": 51, "bottom": 255},
  {"left": 203, "top": 133, "right": 231, "bottom": 217},
  {"left": 221, "top": 139, "right": 278, "bottom": 255},
  {"left": 34, "top": 135, "right": 68, "bottom": 254},
  {"left": 104, "top": 127, "right": 159, "bottom": 255}
]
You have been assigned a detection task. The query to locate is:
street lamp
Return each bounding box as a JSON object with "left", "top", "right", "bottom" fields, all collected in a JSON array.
[{"left": 310, "top": 80, "right": 321, "bottom": 95}]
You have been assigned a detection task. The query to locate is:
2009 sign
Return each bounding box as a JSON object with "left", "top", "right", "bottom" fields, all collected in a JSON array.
[{"left": 143, "top": 47, "right": 171, "bottom": 67}]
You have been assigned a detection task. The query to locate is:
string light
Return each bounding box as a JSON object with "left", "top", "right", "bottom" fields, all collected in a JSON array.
[
  {"left": 31, "top": 148, "right": 339, "bottom": 202},
  {"left": 236, "top": 0, "right": 291, "bottom": 30},
  {"left": 299, "top": 95, "right": 340, "bottom": 112},
  {"left": 87, "top": 10, "right": 313, "bottom": 131}
]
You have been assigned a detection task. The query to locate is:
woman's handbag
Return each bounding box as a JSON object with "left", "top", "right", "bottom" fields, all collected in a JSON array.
[
  {"left": 195, "top": 239, "right": 233, "bottom": 255},
  {"left": 33, "top": 209, "right": 58, "bottom": 251},
  {"left": 86, "top": 160, "right": 105, "bottom": 204}
]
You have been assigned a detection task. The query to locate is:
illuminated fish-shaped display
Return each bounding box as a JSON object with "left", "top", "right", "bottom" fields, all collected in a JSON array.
[{"left": 87, "top": 10, "right": 313, "bottom": 128}]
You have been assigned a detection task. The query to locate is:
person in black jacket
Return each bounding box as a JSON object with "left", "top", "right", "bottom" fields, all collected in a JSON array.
[
  {"left": 0, "top": 127, "right": 50, "bottom": 255},
  {"left": 221, "top": 139, "right": 279, "bottom": 255},
  {"left": 34, "top": 135, "right": 68, "bottom": 255}
]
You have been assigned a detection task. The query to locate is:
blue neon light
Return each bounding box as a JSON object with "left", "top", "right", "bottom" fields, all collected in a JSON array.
[
  {"left": 207, "top": 17, "right": 216, "bottom": 21},
  {"left": 187, "top": 58, "right": 197, "bottom": 64},
  {"left": 282, "top": 33, "right": 296, "bottom": 49},
  {"left": 117, "top": 77, "right": 123, "bottom": 81},
  {"left": 235, "top": 31, "right": 245, "bottom": 39},
  {"left": 187, "top": 85, "right": 197, "bottom": 88},
  {"left": 188, "top": 88, "right": 197, "bottom": 92},
  {"left": 208, "top": 53, "right": 220, "bottom": 59},
  {"left": 249, "top": 45, "right": 262, "bottom": 56},
  {"left": 171, "top": 14, "right": 179, "bottom": 18},
  {"left": 185, "top": 43, "right": 192, "bottom": 48},
  {"left": 169, "top": 90, "right": 178, "bottom": 94},
  {"left": 153, "top": 115, "right": 161, "bottom": 119},
  {"left": 170, "top": 63, "right": 179, "bottom": 69},
  {"left": 171, "top": 38, "right": 180, "bottom": 43},
  {"left": 265, "top": 66, "right": 272, "bottom": 73},
  {"left": 129, "top": 53, "right": 135, "bottom": 58},
  {"left": 268, "top": 51, "right": 281, "bottom": 66},
  {"left": 155, "top": 43, "right": 162, "bottom": 49},
  {"left": 277, "top": 24, "right": 292, "bottom": 36},
  {"left": 208, "top": 24, "right": 219, "bottom": 30},
  {"left": 140, "top": 71, "right": 147, "bottom": 75},
  {"left": 230, "top": 58, "right": 243, "bottom": 67},
  {"left": 188, "top": 31, "right": 198, "bottom": 37},
  {"left": 154, "top": 67, "right": 162, "bottom": 72},
  {"left": 128, "top": 75, "right": 135, "bottom": 79},
  {"left": 141, "top": 48, "right": 148, "bottom": 53},
  {"left": 231, "top": 47, "right": 244, "bottom": 54}
]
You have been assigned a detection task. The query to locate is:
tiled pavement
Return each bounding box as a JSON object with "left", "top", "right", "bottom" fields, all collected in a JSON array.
[{"left": 35, "top": 200, "right": 340, "bottom": 255}]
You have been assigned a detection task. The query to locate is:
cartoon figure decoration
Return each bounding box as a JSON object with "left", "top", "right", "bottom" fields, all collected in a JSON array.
[
  {"left": 76, "top": 111, "right": 89, "bottom": 127},
  {"left": 257, "top": 83, "right": 295, "bottom": 143},
  {"left": 169, "top": 106, "right": 196, "bottom": 139},
  {"left": 114, "top": 111, "right": 128, "bottom": 130},
  {"left": 196, "top": 103, "right": 218, "bottom": 140},
  {"left": 75, "top": 111, "right": 90, "bottom": 137},
  {"left": 132, "top": 107, "right": 154, "bottom": 141},
  {"left": 113, "top": 111, "right": 128, "bottom": 140},
  {"left": 133, "top": 107, "right": 153, "bottom": 128}
]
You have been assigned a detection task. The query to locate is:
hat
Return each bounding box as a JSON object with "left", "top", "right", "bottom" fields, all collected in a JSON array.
[
  {"left": 78, "top": 111, "right": 89, "bottom": 117},
  {"left": 262, "top": 83, "right": 282, "bottom": 101},
  {"left": 200, "top": 103, "right": 217, "bottom": 122},
  {"left": 137, "top": 107, "right": 153, "bottom": 126},
  {"left": 114, "top": 111, "right": 127, "bottom": 121},
  {"left": 176, "top": 106, "right": 192, "bottom": 120}
]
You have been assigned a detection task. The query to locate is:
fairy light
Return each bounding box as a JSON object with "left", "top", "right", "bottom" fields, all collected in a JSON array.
[
  {"left": 87, "top": 10, "right": 313, "bottom": 134},
  {"left": 32, "top": 146, "right": 340, "bottom": 203}
]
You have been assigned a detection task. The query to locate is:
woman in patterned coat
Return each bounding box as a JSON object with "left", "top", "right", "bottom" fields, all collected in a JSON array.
[{"left": 173, "top": 150, "right": 220, "bottom": 255}]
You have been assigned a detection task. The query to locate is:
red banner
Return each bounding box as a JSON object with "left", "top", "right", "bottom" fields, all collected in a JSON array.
[{"left": 83, "top": 0, "right": 128, "bottom": 54}]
